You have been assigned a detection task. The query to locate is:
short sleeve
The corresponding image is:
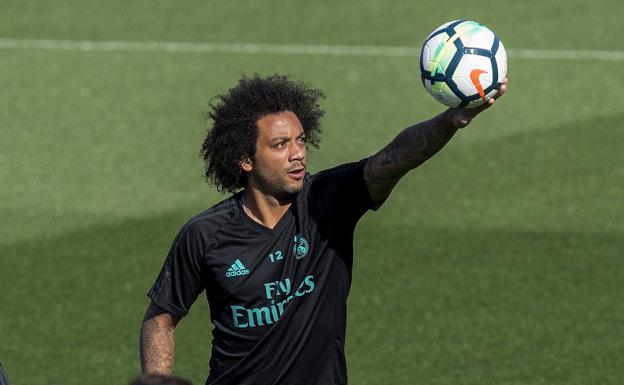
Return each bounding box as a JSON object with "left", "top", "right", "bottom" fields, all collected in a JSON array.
[
  {"left": 147, "top": 220, "right": 209, "bottom": 317},
  {"left": 307, "top": 157, "right": 385, "bottom": 226}
]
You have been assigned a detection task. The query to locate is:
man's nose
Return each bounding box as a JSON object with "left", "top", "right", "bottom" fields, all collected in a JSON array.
[{"left": 289, "top": 142, "right": 306, "bottom": 161}]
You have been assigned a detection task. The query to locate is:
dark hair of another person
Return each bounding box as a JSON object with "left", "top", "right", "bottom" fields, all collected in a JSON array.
[
  {"left": 201, "top": 74, "right": 325, "bottom": 193},
  {"left": 0, "top": 362, "right": 10, "bottom": 385},
  {"left": 129, "top": 373, "right": 192, "bottom": 385}
]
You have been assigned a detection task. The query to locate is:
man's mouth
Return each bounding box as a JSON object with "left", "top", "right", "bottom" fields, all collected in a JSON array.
[{"left": 287, "top": 166, "right": 306, "bottom": 180}]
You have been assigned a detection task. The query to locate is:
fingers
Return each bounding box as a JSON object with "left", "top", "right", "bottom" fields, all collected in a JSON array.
[
  {"left": 472, "top": 94, "right": 496, "bottom": 114},
  {"left": 493, "top": 77, "right": 508, "bottom": 99},
  {"left": 476, "top": 77, "right": 507, "bottom": 111},
  {"left": 452, "top": 77, "right": 508, "bottom": 127}
]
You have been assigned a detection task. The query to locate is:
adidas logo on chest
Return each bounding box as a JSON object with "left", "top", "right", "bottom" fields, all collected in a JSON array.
[{"left": 226, "top": 259, "right": 250, "bottom": 278}]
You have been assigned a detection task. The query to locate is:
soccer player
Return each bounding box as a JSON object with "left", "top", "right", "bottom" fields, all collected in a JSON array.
[{"left": 140, "top": 74, "right": 507, "bottom": 384}]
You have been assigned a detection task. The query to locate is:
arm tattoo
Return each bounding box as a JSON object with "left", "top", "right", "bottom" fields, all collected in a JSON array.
[
  {"left": 364, "top": 110, "right": 458, "bottom": 202},
  {"left": 140, "top": 316, "right": 175, "bottom": 374}
]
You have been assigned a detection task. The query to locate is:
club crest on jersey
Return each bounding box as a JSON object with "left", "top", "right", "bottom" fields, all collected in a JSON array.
[{"left": 293, "top": 234, "right": 309, "bottom": 259}]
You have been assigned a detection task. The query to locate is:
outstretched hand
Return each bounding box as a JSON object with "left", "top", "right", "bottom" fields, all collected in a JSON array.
[{"left": 450, "top": 78, "right": 508, "bottom": 128}]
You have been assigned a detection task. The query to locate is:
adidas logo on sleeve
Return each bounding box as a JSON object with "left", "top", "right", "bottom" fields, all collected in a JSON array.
[{"left": 226, "top": 259, "right": 250, "bottom": 278}]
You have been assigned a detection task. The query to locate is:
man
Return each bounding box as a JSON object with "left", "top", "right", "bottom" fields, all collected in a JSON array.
[{"left": 140, "top": 74, "right": 507, "bottom": 384}]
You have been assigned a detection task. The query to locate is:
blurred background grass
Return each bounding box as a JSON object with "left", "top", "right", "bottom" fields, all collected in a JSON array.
[{"left": 1, "top": 0, "right": 623, "bottom": 384}]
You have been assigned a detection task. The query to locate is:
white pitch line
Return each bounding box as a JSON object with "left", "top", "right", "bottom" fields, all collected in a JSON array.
[
  {"left": 1, "top": 38, "right": 624, "bottom": 61},
  {"left": 508, "top": 48, "right": 624, "bottom": 61}
]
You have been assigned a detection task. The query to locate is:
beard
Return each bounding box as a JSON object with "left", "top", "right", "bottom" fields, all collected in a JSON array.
[{"left": 249, "top": 166, "right": 303, "bottom": 200}]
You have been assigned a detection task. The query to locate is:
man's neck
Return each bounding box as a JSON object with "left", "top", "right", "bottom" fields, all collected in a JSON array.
[{"left": 241, "top": 188, "right": 292, "bottom": 230}]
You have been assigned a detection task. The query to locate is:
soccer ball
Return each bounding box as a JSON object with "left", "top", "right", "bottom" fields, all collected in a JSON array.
[{"left": 419, "top": 20, "right": 507, "bottom": 108}]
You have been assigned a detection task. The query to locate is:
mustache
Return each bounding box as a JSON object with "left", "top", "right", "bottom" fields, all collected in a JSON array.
[{"left": 286, "top": 163, "right": 306, "bottom": 172}]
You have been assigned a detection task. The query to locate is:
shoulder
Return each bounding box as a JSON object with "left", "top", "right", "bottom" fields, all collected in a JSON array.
[
  {"left": 296, "top": 157, "right": 373, "bottom": 213},
  {"left": 308, "top": 158, "right": 368, "bottom": 184},
  {"left": 175, "top": 194, "right": 240, "bottom": 242},
  {"left": 301, "top": 158, "right": 369, "bottom": 198}
]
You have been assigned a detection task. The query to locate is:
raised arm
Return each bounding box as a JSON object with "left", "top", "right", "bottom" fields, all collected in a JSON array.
[
  {"left": 364, "top": 79, "right": 507, "bottom": 203},
  {"left": 140, "top": 302, "right": 182, "bottom": 374}
]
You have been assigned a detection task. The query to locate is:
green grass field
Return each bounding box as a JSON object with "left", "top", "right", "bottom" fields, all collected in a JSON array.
[{"left": 1, "top": 1, "right": 624, "bottom": 384}]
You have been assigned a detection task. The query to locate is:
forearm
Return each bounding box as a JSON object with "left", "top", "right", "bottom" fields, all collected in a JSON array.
[
  {"left": 140, "top": 315, "right": 176, "bottom": 374},
  {"left": 364, "top": 108, "right": 458, "bottom": 201}
]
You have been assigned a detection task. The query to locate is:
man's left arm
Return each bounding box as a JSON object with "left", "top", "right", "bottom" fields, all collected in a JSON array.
[{"left": 363, "top": 79, "right": 507, "bottom": 203}]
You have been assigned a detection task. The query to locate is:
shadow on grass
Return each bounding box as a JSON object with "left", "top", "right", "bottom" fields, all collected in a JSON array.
[
  {"left": 2, "top": 113, "right": 624, "bottom": 384},
  {"left": 1, "top": 209, "right": 213, "bottom": 385},
  {"left": 1, "top": 208, "right": 622, "bottom": 384},
  {"left": 349, "top": 225, "right": 624, "bottom": 385}
]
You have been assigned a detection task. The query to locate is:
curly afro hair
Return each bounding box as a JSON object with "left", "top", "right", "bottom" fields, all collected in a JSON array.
[{"left": 201, "top": 74, "right": 325, "bottom": 193}]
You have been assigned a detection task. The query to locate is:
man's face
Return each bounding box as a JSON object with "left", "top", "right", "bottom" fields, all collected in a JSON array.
[{"left": 243, "top": 110, "right": 307, "bottom": 198}]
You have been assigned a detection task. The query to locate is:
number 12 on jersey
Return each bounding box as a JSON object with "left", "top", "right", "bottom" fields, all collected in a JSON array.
[{"left": 268, "top": 251, "right": 283, "bottom": 263}]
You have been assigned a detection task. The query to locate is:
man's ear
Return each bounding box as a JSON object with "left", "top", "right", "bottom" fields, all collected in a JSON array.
[{"left": 240, "top": 157, "right": 253, "bottom": 173}]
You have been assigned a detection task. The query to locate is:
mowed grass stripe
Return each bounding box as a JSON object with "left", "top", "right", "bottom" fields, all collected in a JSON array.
[{"left": 1, "top": 37, "right": 624, "bottom": 61}]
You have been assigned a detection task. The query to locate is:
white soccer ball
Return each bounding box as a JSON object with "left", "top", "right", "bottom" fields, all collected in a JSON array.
[{"left": 419, "top": 20, "right": 507, "bottom": 108}]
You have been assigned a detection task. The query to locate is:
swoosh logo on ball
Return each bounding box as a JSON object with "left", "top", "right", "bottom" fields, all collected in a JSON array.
[{"left": 470, "top": 68, "right": 488, "bottom": 101}]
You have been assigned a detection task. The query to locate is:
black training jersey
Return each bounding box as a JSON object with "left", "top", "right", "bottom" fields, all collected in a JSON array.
[{"left": 148, "top": 158, "right": 382, "bottom": 385}]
